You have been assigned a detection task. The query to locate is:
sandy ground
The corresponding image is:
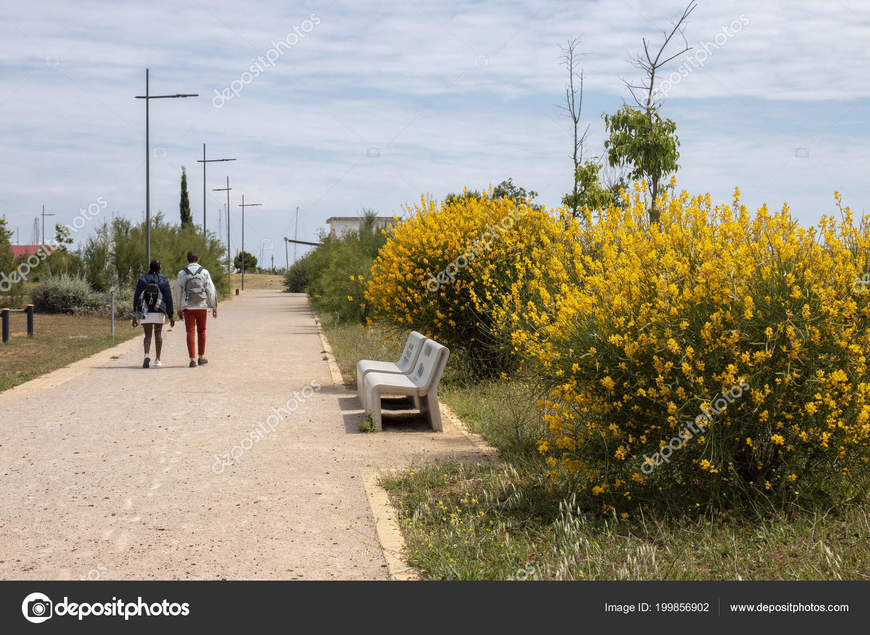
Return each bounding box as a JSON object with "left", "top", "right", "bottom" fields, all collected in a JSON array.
[{"left": 0, "top": 290, "right": 485, "bottom": 580}]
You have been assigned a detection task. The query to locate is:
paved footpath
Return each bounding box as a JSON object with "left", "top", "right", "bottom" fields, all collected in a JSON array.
[{"left": 0, "top": 290, "right": 485, "bottom": 579}]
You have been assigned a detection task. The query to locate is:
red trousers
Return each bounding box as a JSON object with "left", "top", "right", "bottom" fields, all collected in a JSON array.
[{"left": 183, "top": 309, "right": 207, "bottom": 358}]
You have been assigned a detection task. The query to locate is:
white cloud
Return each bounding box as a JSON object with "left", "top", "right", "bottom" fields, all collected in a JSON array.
[{"left": 0, "top": 0, "right": 868, "bottom": 255}]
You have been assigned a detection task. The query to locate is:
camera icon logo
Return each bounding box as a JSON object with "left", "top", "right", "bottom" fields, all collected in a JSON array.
[{"left": 21, "top": 592, "right": 53, "bottom": 624}]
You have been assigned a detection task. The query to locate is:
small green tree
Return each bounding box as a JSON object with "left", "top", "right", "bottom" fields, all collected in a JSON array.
[
  {"left": 447, "top": 179, "right": 539, "bottom": 208},
  {"left": 234, "top": 251, "right": 257, "bottom": 272},
  {"left": 492, "top": 178, "right": 539, "bottom": 206},
  {"left": 604, "top": 105, "right": 679, "bottom": 223},
  {"left": 562, "top": 160, "right": 624, "bottom": 215},
  {"left": 0, "top": 217, "right": 26, "bottom": 303},
  {"left": 54, "top": 223, "right": 73, "bottom": 249},
  {"left": 608, "top": 0, "right": 695, "bottom": 223},
  {"left": 0, "top": 217, "right": 12, "bottom": 272},
  {"left": 180, "top": 167, "right": 192, "bottom": 227},
  {"left": 445, "top": 189, "right": 483, "bottom": 205},
  {"left": 81, "top": 223, "right": 111, "bottom": 291},
  {"left": 44, "top": 224, "right": 81, "bottom": 276}
]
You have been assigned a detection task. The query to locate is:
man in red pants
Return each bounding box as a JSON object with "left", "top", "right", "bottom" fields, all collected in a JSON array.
[{"left": 175, "top": 250, "right": 218, "bottom": 367}]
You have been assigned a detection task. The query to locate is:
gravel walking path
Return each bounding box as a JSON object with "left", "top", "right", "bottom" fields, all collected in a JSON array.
[{"left": 0, "top": 290, "right": 485, "bottom": 579}]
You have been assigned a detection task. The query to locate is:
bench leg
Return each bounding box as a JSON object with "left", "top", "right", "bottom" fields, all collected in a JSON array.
[
  {"left": 412, "top": 395, "right": 421, "bottom": 411},
  {"left": 422, "top": 392, "right": 443, "bottom": 432},
  {"left": 371, "top": 395, "right": 383, "bottom": 431},
  {"left": 356, "top": 365, "right": 364, "bottom": 408}
]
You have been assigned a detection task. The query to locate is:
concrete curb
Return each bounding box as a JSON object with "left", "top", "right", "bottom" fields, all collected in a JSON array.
[
  {"left": 313, "top": 317, "right": 345, "bottom": 386},
  {"left": 361, "top": 469, "right": 419, "bottom": 581}
]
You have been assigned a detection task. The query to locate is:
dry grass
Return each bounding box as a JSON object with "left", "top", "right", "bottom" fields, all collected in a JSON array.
[
  {"left": 229, "top": 273, "right": 285, "bottom": 291},
  {"left": 0, "top": 311, "right": 137, "bottom": 392}
]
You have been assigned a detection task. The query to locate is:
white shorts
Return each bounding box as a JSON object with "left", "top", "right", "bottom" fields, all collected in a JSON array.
[{"left": 141, "top": 312, "right": 166, "bottom": 325}]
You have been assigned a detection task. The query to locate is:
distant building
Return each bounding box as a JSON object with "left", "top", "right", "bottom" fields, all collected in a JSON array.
[
  {"left": 10, "top": 244, "right": 55, "bottom": 260},
  {"left": 326, "top": 216, "right": 396, "bottom": 237}
]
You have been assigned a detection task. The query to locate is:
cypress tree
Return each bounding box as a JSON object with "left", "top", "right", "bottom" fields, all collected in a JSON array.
[{"left": 180, "top": 167, "right": 192, "bottom": 227}]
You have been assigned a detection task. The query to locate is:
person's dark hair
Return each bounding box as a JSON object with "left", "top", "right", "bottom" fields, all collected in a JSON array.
[
  {"left": 187, "top": 250, "right": 199, "bottom": 263},
  {"left": 148, "top": 259, "right": 161, "bottom": 275}
]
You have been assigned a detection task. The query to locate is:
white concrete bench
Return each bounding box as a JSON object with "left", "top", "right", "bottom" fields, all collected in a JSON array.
[
  {"left": 362, "top": 339, "right": 449, "bottom": 431},
  {"left": 356, "top": 331, "right": 426, "bottom": 409}
]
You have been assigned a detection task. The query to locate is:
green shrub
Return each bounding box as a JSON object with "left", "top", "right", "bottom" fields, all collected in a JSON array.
[
  {"left": 290, "top": 211, "right": 387, "bottom": 322},
  {"left": 0, "top": 218, "right": 29, "bottom": 305},
  {"left": 80, "top": 215, "right": 226, "bottom": 295},
  {"left": 31, "top": 275, "right": 105, "bottom": 314},
  {"left": 283, "top": 254, "right": 311, "bottom": 292}
]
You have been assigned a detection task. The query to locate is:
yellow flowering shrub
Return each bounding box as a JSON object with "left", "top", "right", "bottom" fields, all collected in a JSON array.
[
  {"left": 502, "top": 183, "right": 870, "bottom": 508},
  {"left": 365, "top": 192, "right": 565, "bottom": 372}
]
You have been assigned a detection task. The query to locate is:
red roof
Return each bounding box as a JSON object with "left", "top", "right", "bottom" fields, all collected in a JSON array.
[{"left": 10, "top": 245, "right": 56, "bottom": 259}]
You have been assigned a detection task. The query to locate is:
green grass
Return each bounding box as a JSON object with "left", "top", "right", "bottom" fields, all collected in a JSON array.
[
  {"left": 0, "top": 311, "right": 137, "bottom": 392},
  {"left": 381, "top": 463, "right": 870, "bottom": 580},
  {"left": 319, "top": 314, "right": 870, "bottom": 580}
]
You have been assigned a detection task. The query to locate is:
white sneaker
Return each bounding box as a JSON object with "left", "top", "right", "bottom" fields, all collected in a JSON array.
[{"left": 154, "top": 360, "right": 162, "bottom": 368}]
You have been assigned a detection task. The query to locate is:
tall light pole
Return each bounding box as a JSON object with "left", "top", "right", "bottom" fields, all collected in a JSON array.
[
  {"left": 40, "top": 205, "right": 56, "bottom": 246},
  {"left": 213, "top": 177, "right": 232, "bottom": 292},
  {"left": 135, "top": 68, "right": 197, "bottom": 264},
  {"left": 293, "top": 205, "right": 299, "bottom": 264},
  {"left": 196, "top": 143, "right": 235, "bottom": 238},
  {"left": 238, "top": 195, "right": 262, "bottom": 291}
]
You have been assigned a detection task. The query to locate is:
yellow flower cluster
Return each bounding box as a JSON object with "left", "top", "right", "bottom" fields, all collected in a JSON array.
[
  {"left": 365, "top": 192, "right": 565, "bottom": 371},
  {"left": 498, "top": 184, "right": 870, "bottom": 506},
  {"left": 365, "top": 181, "right": 869, "bottom": 508}
]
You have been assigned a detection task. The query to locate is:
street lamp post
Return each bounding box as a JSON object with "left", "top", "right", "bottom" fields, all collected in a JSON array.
[
  {"left": 238, "top": 195, "right": 262, "bottom": 291},
  {"left": 196, "top": 143, "right": 235, "bottom": 238},
  {"left": 135, "top": 68, "right": 197, "bottom": 264},
  {"left": 213, "top": 177, "right": 233, "bottom": 292},
  {"left": 293, "top": 205, "right": 299, "bottom": 264},
  {"left": 40, "top": 205, "right": 56, "bottom": 246}
]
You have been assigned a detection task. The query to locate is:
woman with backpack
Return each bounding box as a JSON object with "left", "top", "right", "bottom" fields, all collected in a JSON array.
[{"left": 132, "top": 259, "right": 175, "bottom": 368}]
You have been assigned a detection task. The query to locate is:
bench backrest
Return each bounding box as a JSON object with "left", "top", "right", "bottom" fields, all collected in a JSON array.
[
  {"left": 397, "top": 331, "right": 427, "bottom": 373},
  {"left": 410, "top": 339, "right": 449, "bottom": 390}
]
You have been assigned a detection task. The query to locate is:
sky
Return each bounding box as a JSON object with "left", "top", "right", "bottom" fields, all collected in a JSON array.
[{"left": 1, "top": 0, "right": 868, "bottom": 267}]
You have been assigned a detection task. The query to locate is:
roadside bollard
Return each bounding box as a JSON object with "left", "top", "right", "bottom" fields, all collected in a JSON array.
[
  {"left": 1, "top": 308, "right": 8, "bottom": 344},
  {"left": 26, "top": 304, "right": 34, "bottom": 338}
]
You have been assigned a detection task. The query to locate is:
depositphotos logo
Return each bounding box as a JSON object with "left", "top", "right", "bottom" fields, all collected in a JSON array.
[
  {"left": 22, "top": 593, "right": 52, "bottom": 624},
  {"left": 21, "top": 592, "right": 190, "bottom": 623}
]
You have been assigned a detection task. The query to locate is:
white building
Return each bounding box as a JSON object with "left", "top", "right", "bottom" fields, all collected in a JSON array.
[{"left": 326, "top": 216, "right": 396, "bottom": 237}]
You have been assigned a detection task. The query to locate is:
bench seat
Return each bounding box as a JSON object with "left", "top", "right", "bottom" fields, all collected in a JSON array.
[
  {"left": 362, "top": 339, "right": 449, "bottom": 431},
  {"left": 355, "top": 331, "right": 426, "bottom": 406}
]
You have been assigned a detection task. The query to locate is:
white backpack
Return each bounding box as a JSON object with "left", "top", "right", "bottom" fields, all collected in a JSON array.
[{"left": 183, "top": 266, "right": 207, "bottom": 304}]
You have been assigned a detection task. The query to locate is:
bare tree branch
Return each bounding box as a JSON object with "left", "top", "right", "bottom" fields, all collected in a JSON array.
[
  {"left": 626, "top": 0, "right": 697, "bottom": 111},
  {"left": 561, "top": 38, "right": 587, "bottom": 216}
]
